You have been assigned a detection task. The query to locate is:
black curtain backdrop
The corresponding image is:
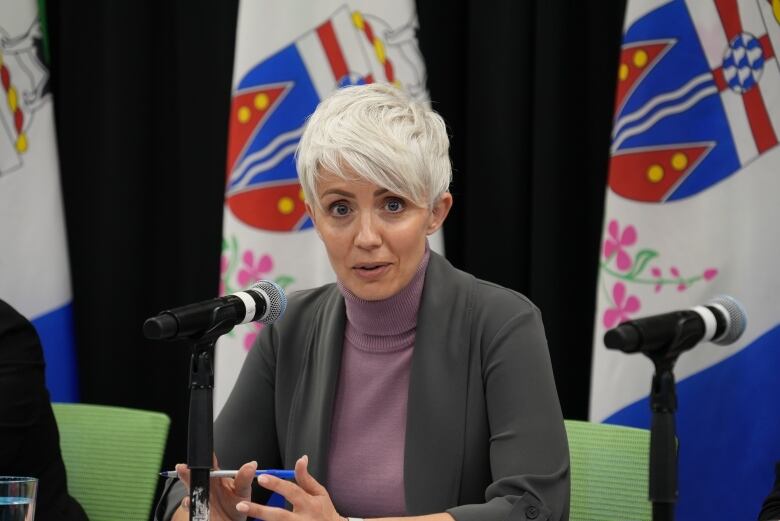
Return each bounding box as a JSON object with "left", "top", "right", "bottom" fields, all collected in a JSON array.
[
  {"left": 416, "top": 0, "right": 626, "bottom": 421},
  {"left": 47, "top": 0, "right": 624, "bottom": 515}
]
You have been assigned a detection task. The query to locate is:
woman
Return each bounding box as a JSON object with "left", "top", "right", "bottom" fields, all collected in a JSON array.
[{"left": 157, "top": 83, "right": 569, "bottom": 521}]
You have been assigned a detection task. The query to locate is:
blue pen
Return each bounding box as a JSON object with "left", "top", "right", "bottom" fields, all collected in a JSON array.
[{"left": 159, "top": 469, "right": 295, "bottom": 480}]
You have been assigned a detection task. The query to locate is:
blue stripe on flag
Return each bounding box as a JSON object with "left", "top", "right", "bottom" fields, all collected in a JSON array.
[
  {"left": 31, "top": 302, "right": 79, "bottom": 402},
  {"left": 616, "top": 0, "right": 742, "bottom": 201},
  {"left": 605, "top": 325, "right": 780, "bottom": 520},
  {"left": 229, "top": 43, "right": 321, "bottom": 190}
]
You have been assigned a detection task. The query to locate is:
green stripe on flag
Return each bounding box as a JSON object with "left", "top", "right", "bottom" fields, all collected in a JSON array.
[{"left": 37, "top": 0, "right": 51, "bottom": 65}]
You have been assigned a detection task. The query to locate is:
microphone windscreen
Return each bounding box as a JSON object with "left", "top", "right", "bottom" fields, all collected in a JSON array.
[
  {"left": 709, "top": 295, "right": 747, "bottom": 346},
  {"left": 251, "top": 280, "right": 287, "bottom": 324}
]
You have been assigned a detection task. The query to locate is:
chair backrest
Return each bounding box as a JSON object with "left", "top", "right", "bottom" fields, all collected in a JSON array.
[
  {"left": 52, "top": 403, "right": 170, "bottom": 521},
  {"left": 565, "top": 419, "right": 651, "bottom": 521}
]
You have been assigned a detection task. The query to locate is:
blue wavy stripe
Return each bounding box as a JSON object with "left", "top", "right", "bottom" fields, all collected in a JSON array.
[
  {"left": 31, "top": 302, "right": 79, "bottom": 402},
  {"left": 604, "top": 324, "right": 780, "bottom": 519},
  {"left": 618, "top": 0, "right": 741, "bottom": 200}
]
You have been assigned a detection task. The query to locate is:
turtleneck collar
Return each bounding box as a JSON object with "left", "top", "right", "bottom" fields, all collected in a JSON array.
[{"left": 337, "top": 245, "right": 430, "bottom": 352}]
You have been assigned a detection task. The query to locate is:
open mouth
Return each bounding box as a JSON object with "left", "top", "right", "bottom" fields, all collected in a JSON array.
[
  {"left": 353, "top": 263, "right": 391, "bottom": 278},
  {"left": 355, "top": 264, "right": 387, "bottom": 270}
]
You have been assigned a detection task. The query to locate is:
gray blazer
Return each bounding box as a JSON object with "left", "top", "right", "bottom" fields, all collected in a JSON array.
[{"left": 157, "top": 252, "right": 569, "bottom": 521}]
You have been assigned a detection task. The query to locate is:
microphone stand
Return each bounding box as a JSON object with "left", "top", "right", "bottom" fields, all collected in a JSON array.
[
  {"left": 185, "top": 312, "right": 235, "bottom": 521},
  {"left": 648, "top": 356, "right": 677, "bottom": 521},
  {"left": 642, "top": 316, "right": 703, "bottom": 521}
]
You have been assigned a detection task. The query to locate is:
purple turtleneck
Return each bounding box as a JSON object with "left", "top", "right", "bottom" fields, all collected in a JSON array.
[{"left": 326, "top": 248, "right": 431, "bottom": 518}]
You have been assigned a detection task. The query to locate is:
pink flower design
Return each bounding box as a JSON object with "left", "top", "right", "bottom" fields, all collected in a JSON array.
[
  {"left": 670, "top": 266, "right": 687, "bottom": 292},
  {"left": 238, "top": 251, "right": 273, "bottom": 288},
  {"left": 651, "top": 266, "right": 663, "bottom": 293},
  {"left": 243, "top": 322, "right": 264, "bottom": 351},
  {"left": 603, "top": 282, "right": 641, "bottom": 328},
  {"left": 219, "top": 255, "right": 230, "bottom": 296},
  {"left": 603, "top": 220, "right": 637, "bottom": 271},
  {"left": 703, "top": 268, "right": 718, "bottom": 281}
]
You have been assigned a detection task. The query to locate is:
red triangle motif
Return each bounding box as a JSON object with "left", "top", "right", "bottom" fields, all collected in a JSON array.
[
  {"left": 226, "top": 85, "right": 288, "bottom": 175},
  {"left": 614, "top": 41, "right": 671, "bottom": 113},
  {"left": 609, "top": 144, "right": 710, "bottom": 202},
  {"left": 228, "top": 182, "right": 308, "bottom": 232}
]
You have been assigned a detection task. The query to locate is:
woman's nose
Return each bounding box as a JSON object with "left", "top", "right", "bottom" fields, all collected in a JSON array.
[{"left": 354, "top": 213, "right": 382, "bottom": 249}]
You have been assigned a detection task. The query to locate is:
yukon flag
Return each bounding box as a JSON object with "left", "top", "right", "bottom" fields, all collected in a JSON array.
[
  {"left": 216, "top": 0, "right": 442, "bottom": 413},
  {"left": 0, "top": 2, "right": 78, "bottom": 401},
  {"left": 591, "top": 0, "right": 780, "bottom": 518}
]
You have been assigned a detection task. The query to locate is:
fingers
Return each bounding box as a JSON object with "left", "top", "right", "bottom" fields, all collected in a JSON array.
[
  {"left": 176, "top": 450, "right": 219, "bottom": 490},
  {"left": 257, "top": 473, "right": 308, "bottom": 505},
  {"left": 233, "top": 460, "right": 258, "bottom": 498},
  {"left": 255, "top": 455, "right": 329, "bottom": 510},
  {"left": 294, "top": 455, "right": 328, "bottom": 496},
  {"left": 175, "top": 463, "right": 191, "bottom": 489},
  {"left": 255, "top": 456, "right": 340, "bottom": 521},
  {"left": 236, "top": 501, "right": 293, "bottom": 521}
]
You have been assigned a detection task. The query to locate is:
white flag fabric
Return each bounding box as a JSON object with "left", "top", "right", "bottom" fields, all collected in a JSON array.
[
  {"left": 591, "top": 0, "right": 780, "bottom": 518},
  {"left": 216, "top": 0, "right": 442, "bottom": 414},
  {"left": 0, "top": 2, "right": 78, "bottom": 401}
]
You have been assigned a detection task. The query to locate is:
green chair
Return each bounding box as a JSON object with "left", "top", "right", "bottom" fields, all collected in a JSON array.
[
  {"left": 52, "top": 403, "right": 170, "bottom": 521},
  {"left": 565, "top": 419, "right": 651, "bottom": 521}
]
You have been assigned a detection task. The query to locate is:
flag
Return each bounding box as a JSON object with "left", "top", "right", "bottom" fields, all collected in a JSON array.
[
  {"left": 0, "top": 1, "right": 79, "bottom": 401},
  {"left": 591, "top": 0, "right": 780, "bottom": 518},
  {"left": 216, "top": 0, "right": 442, "bottom": 414}
]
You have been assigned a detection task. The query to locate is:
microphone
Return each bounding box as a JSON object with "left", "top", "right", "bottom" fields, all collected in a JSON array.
[
  {"left": 604, "top": 295, "right": 746, "bottom": 354},
  {"left": 143, "top": 280, "right": 287, "bottom": 340}
]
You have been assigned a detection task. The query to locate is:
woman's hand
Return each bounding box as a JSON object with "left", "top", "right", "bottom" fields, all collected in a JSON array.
[
  {"left": 235, "top": 455, "right": 343, "bottom": 521},
  {"left": 172, "top": 455, "right": 258, "bottom": 521}
]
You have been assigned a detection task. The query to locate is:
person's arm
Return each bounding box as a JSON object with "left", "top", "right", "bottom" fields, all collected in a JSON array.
[
  {"left": 233, "top": 455, "right": 455, "bottom": 521},
  {"left": 445, "top": 301, "right": 569, "bottom": 521}
]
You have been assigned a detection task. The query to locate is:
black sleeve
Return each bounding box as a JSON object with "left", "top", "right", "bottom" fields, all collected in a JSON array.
[
  {"left": 0, "top": 299, "right": 88, "bottom": 521},
  {"left": 759, "top": 463, "right": 780, "bottom": 521}
]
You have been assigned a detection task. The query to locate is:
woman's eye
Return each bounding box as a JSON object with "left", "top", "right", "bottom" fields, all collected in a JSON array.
[
  {"left": 385, "top": 198, "right": 405, "bottom": 213},
  {"left": 329, "top": 202, "right": 350, "bottom": 216}
]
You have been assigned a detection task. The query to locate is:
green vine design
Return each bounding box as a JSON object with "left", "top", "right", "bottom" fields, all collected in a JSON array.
[
  {"left": 221, "top": 235, "right": 241, "bottom": 295},
  {"left": 600, "top": 249, "right": 706, "bottom": 287},
  {"left": 220, "top": 235, "right": 296, "bottom": 339}
]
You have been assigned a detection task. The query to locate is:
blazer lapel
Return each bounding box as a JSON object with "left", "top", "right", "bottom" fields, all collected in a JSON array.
[
  {"left": 285, "top": 289, "right": 346, "bottom": 483},
  {"left": 404, "top": 253, "right": 474, "bottom": 514}
]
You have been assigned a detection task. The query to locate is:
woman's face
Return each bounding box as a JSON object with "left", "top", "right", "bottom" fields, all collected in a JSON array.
[{"left": 307, "top": 170, "right": 452, "bottom": 301}]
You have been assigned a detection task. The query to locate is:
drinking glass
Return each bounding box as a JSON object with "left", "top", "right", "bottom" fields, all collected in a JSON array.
[{"left": 0, "top": 477, "right": 37, "bottom": 521}]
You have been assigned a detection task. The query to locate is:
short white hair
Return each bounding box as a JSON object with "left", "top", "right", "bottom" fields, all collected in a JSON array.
[{"left": 296, "top": 83, "right": 452, "bottom": 208}]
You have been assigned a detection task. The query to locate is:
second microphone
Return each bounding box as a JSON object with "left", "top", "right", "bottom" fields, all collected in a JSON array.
[{"left": 143, "top": 280, "right": 287, "bottom": 340}]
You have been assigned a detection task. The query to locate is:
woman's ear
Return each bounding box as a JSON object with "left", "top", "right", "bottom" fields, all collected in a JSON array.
[
  {"left": 305, "top": 202, "right": 321, "bottom": 235},
  {"left": 426, "top": 193, "right": 453, "bottom": 235}
]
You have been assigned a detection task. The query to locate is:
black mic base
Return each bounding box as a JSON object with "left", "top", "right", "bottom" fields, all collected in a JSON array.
[
  {"left": 653, "top": 502, "right": 674, "bottom": 521},
  {"left": 649, "top": 379, "right": 677, "bottom": 521},
  {"left": 189, "top": 468, "right": 210, "bottom": 521}
]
